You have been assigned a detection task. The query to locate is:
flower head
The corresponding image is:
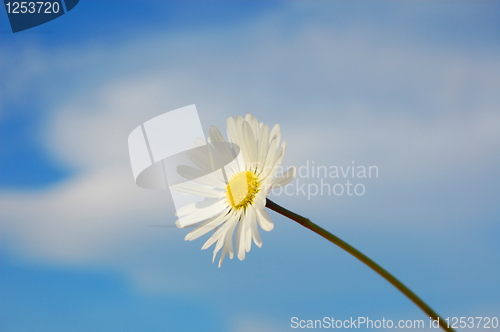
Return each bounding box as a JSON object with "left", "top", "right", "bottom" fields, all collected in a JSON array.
[{"left": 174, "top": 114, "right": 295, "bottom": 267}]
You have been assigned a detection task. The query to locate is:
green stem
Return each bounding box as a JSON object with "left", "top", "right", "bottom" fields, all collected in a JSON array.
[{"left": 265, "top": 198, "right": 455, "bottom": 332}]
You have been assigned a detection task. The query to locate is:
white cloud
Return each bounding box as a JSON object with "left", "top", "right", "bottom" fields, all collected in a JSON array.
[
  {"left": 0, "top": 166, "right": 172, "bottom": 264},
  {"left": 286, "top": 108, "right": 500, "bottom": 181}
]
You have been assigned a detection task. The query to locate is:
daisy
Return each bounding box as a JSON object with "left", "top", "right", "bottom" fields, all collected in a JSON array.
[{"left": 173, "top": 114, "right": 296, "bottom": 267}]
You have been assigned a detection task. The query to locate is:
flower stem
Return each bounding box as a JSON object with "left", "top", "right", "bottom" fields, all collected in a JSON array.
[{"left": 265, "top": 198, "right": 455, "bottom": 332}]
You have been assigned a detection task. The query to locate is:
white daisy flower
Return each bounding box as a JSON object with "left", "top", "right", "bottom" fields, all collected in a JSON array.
[{"left": 173, "top": 114, "right": 296, "bottom": 267}]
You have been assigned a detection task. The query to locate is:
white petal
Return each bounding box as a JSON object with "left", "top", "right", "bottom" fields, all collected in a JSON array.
[
  {"left": 208, "top": 125, "right": 227, "bottom": 143},
  {"left": 250, "top": 213, "right": 262, "bottom": 248},
  {"left": 187, "top": 148, "right": 214, "bottom": 173},
  {"left": 208, "top": 126, "right": 240, "bottom": 170},
  {"left": 256, "top": 124, "right": 270, "bottom": 171},
  {"left": 212, "top": 233, "right": 226, "bottom": 262},
  {"left": 244, "top": 226, "right": 252, "bottom": 252},
  {"left": 217, "top": 248, "right": 227, "bottom": 268},
  {"left": 202, "top": 218, "right": 232, "bottom": 250},
  {"left": 245, "top": 113, "right": 260, "bottom": 138},
  {"left": 176, "top": 197, "right": 224, "bottom": 217},
  {"left": 215, "top": 218, "right": 237, "bottom": 267},
  {"left": 262, "top": 141, "right": 286, "bottom": 180},
  {"left": 272, "top": 166, "right": 296, "bottom": 189},
  {"left": 171, "top": 182, "right": 224, "bottom": 198},
  {"left": 228, "top": 116, "right": 244, "bottom": 145},
  {"left": 176, "top": 165, "right": 225, "bottom": 188},
  {"left": 175, "top": 202, "right": 197, "bottom": 217},
  {"left": 271, "top": 141, "right": 286, "bottom": 168},
  {"left": 269, "top": 124, "right": 281, "bottom": 143},
  {"left": 224, "top": 219, "right": 237, "bottom": 260},
  {"left": 245, "top": 205, "right": 255, "bottom": 232},
  {"left": 236, "top": 215, "right": 246, "bottom": 261},
  {"left": 226, "top": 117, "right": 238, "bottom": 144},
  {"left": 260, "top": 138, "right": 278, "bottom": 178},
  {"left": 255, "top": 195, "right": 266, "bottom": 210},
  {"left": 176, "top": 198, "right": 228, "bottom": 228},
  {"left": 184, "top": 210, "right": 228, "bottom": 241},
  {"left": 235, "top": 115, "right": 244, "bottom": 128},
  {"left": 222, "top": 157, "right": 241, "bottom": 181},
  {"left": 242, "top": 121, "right": 258, "bottom": 167},
  {"left": 194, "top": 197, "right": 224, "bottom": 210},
  {"left": 256, "top": 207, "right": 274, "bottom": 231}
]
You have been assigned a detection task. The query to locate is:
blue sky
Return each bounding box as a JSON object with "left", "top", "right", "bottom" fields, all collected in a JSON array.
[{"left": 1, "top": 1, "right": 500, "bottom": 331}]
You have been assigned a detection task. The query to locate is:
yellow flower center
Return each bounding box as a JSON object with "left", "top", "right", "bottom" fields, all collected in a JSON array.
[{"left": 226, "top": 171, "right": 260, "bottom": 209}]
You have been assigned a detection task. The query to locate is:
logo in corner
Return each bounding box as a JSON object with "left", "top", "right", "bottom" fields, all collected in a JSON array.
[{"left": 3, "top": 0, "right": 79, "bottom": 33}]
